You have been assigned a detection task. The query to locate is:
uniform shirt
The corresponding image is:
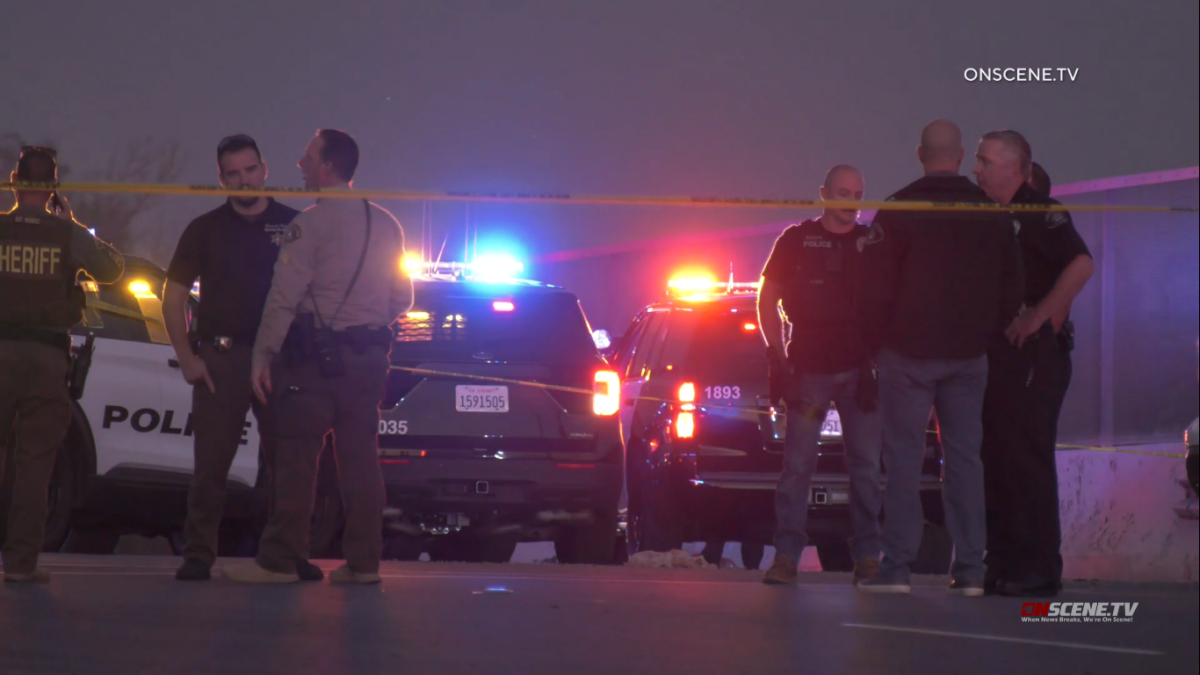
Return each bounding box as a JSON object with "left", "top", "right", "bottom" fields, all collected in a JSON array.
[
  {"left": 2, "top": 204, "right": 125, "bottom": 332},
  {"left": 166, "top": 198, "right": 300, "bottom": 344},
  {"left": 1008, "top": 183, "right": 1091, "bottom": 307},
  {"left": 252, "top": 186, "right": 414, "bottom": 370},
  {"left": 859, "top": 173, "right": 1024, "bottom": 361},
  {"left": 761, "top": 219, "right": 868, "bottom": 374}
]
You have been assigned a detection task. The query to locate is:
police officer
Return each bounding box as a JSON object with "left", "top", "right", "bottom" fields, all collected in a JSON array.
[
  {"left": 857, "top": 120, "right": 1023, "bottom": 596},
  {"left": 163, "top": 134, "right": 322, "bottom": 582},
  {"left": 758, "top": 164, "right": 884, "bottom": 586},
  {"left": 974, "top": 130, "right": 1094, "bottom": 597},
  {"left": 1, "top": 146, "right": 124, "bottom": 583},
  {"left": 222, "top": 129, "right": 413, "bottom": 584}
]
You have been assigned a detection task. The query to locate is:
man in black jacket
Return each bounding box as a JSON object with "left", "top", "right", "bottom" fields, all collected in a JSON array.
[{"left": 857, "top": 119, "right": 1023, "bottom": 596}]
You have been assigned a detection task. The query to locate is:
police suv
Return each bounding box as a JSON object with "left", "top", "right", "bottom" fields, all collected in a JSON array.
[
  {"left": 345, "top": 255, "right": 625, "bottom": 565},
  {"left": 604, "top": 274, "right": 951, "bottom": 572},
  {"left": 0, "top": 255, "right": 268, "bottom": 554}
]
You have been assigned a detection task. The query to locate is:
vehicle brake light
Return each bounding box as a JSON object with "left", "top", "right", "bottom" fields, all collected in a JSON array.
[
  {"left": 676, "top": 381, "right": 696, "bottom": 438},
  {"left": 593, "top": 370, "right": 620, "bottom": 415},
  {"left": 493, "top": 300, "right": 515, "bottom": 312},
  {"left": 743, "top": 322, "right": 757, "bottom": 331}
]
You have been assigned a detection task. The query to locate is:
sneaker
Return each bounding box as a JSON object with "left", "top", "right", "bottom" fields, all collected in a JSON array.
[
  {"left": 297, "top": 559, "right": 324, "bottom": 582},
  {"left": 852, "top": 558, "right": 880, "bottom": 586},
  {"left": 328, "top": 564, "right": 382, "bottom": 585},
  {"left": 948, "top": 578, "right": 985, "bottom": 597},
  {"left": 175, "top": 558, "right": 212, "bottom": 581},
  {"left": 762, "top": 556, "right": 798, "bottom": 585},
  {"left": 857, "top": 571, "right": 911, "bottom": 594},
  {"left": 4, "top": 568, "right": 50, "bottom": 583},
  {"left": 220, "top": 561, "right": 299, "bottom": 584}
]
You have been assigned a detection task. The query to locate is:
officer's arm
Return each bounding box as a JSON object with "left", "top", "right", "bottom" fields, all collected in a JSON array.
[
  {"left": 252, "top": 211, "right": 320, "bottom": 370},
  {"left": 857, "top": 215, "right": 900, "bottom": 356},
  {"left": 69, "top": 223, "right": 124, "bottom": 284},
  {"left": 163, "top": 280, "right": 195, "bottom": 361},
  {"left": 998, "top": 219, "right": 1025, "bottom": 329},
  {"left": 757, "top": 279, "right": 786, "bottom": 360},
  {"left": 1027, "top": 208, "right": 1093, "bottom": 330}
]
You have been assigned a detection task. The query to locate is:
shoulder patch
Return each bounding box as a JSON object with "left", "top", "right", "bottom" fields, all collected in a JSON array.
[
  {"left": 864, "top": 222, "right": 885, "bottom": 246},
  {"left": 1046, "top": 210, "right": 1070, "bottom": 228},
  {"left": 283, "top": 222, "right": 303, "bottom": 243}
]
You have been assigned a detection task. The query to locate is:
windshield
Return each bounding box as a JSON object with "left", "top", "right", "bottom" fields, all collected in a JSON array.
[{"left": 392, "top": 290, "right": 597, "bottom": 363}]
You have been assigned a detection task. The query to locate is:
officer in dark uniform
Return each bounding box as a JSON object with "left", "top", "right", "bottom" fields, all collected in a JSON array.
[
  {"left": 974, "top": 130, "right": 1094, "bottom": 597},
  {"left": 758, "top": 164, "right": 884, "bottom": 586},
  {"left": 1, "top": 147, "right": 124, "bottom": 583},
  {"left": 163, "top": 135, "right": 320, "bottom": 581},
  {"left": 222, "top": 129, "right": 412, "bottom": 584}
]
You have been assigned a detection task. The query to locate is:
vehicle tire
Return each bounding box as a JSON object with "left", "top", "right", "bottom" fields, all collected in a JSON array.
[
  {"left": 741, "top": 540, "right": 765, "bottom": 571},
  {"left": 60, "top": 527, "right": 119, "bottom": 554},
  {"left": 629, "top": 464, "right": 685, "bottom": 554},
  {"left": 815, "top": 539, "right": 855, "bottom": 572},
  {"left": 381, "top": 532, "right": 424, "bottom": 561},
  {"left": 429, "top": 533, "right": 518, "bottom": 563},
  {"left": 911, "top": 522, "right": 953, "bottom": 575},
  {"left": 555, "top": 507, "right": 619, "bottom": 565},
  {"left": 308, "top": 441, "right": 345, "bottom": 560}
]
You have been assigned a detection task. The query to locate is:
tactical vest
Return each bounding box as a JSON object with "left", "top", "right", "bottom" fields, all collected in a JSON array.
[
  {"left": 0, "top": 211, "right": 82, "bottom": 329},
  {"left": 779, "top": 221, "right": 865, "bottom": 334}
]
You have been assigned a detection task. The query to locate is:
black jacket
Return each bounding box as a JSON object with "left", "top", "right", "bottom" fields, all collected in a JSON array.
[{"left": 859, "top": 174, "right": 1024, "bottom": 360}]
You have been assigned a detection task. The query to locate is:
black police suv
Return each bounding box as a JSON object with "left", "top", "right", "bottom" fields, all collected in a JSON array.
[
  {"left": 321, "top": 263, "right": 624, "bottom": 565},
  {"left": 606, "top": 278, "right": 951, "bottom": 572}
]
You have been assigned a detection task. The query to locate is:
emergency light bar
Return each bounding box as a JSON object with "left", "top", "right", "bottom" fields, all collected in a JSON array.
[
  {"left": 666, "top": 275, "right": 760, "bottom": 299},
  {"left": 402, "top": 253, "right": 525, "bottom": 280}
]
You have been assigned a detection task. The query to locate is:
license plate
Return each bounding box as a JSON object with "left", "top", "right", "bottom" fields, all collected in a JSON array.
[
  {"left": 456, "top": 385, "right": 509, "bottom": 413},
  {"left": 775, "top": 408, "right": 842, "bottom": 437},
  {"left": 820, "top": 408, "right": 842, "bottom": 437}
]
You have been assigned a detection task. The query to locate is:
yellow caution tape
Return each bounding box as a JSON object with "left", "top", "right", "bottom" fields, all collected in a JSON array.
[
  {"left": 4, "top": 181, "right": 1196, "bottom": 213},
  {"left": 1054, "top": 443, "right": 1186, "bottom": 459}
]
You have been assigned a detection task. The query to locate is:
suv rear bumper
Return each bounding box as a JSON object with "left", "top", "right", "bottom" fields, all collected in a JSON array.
[{"left": 380, "top": 457, "right": 622, "bottom": 523}]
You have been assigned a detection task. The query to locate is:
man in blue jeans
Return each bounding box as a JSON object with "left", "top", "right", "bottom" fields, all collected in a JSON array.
[
  {"left": 758, "top": 164, "right": 884, "bottom": 586},
  {"left": 857, "top": 119, "right": 1023, "bottom": 596}
]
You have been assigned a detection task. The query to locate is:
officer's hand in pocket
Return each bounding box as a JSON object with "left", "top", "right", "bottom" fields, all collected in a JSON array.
[{"left": 854, "top": 361, "right": 879, "bottom": 413}]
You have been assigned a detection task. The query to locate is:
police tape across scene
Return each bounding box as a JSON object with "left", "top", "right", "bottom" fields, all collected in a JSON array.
[{"left": 3, "top": 180, "right": 1197, "bottom": 213}]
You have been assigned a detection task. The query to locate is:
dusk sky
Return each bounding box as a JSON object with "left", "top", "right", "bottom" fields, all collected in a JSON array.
[{"left": 4, "top": 1, "right": 1198, "bottom": 267}]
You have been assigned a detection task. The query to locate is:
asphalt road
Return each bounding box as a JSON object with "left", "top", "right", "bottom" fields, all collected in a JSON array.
[{"left": 2, "top": 554, "right": 1196, "bottom": 675}]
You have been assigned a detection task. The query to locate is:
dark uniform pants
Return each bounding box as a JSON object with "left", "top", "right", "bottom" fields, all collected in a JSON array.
[
  {"left": 981, "top": 327, "right": 1072, "bottom": 585},
  {"left": 0, "top": 340, "right": 71, "bottom": 575},
  {"left": 183, "top": 344, "right": 279, "bottom": 566},
  {"left": 256, "top": 345, "right": 388, "bottom": 575}
]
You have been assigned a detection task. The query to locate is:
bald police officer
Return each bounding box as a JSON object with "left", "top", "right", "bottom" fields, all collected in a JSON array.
[
  {"left": 1, "top": 147, "right": 124, "bottom": 583},
  {"left": 222, "top": 129, "right": 413, "bottom": 584}
]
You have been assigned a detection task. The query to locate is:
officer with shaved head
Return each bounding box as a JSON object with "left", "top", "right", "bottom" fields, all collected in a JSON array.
[
  {"left": 758, "top": 164, "right": 884, "bottom": 586},
  {"left": 858, "top": 120, "right": 1024, "bottom": 597}
]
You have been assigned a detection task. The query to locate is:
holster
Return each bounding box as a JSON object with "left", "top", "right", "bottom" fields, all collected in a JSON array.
[
  {"left": 1057, "top": 320, "right": 1075, "bottom": 353},
  {"left": 67, "top": 333, "right": 96, "bottom": 401}
]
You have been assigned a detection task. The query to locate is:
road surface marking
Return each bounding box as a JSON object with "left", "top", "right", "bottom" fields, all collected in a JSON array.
[{"left": 843, "top": 623, "right": 1164, "bottom": 656}]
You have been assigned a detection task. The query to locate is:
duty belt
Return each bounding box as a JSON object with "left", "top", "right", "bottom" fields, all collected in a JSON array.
[
  {"left": 190, "top": 332, "right": 253, "bottom": 353},
  {"left": 0, "top": 324, "right": 72, "bottom": 354}
]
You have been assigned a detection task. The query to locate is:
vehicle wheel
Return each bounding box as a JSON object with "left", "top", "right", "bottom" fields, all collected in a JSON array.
[
  {"left": 911, "top": 522, "right": 953, "bottom": 575},
  {"left": 741, "top": 540, "right": 766, "bottom": 571},
  {"left": 60, "top": 527, "right": 119, "bottom": 554},
  {"left": 815, "top": 539, "right": 855, "bottom": 572},
  {"left": 629, "top": 465, "right": 685, "bottom": 554},
  {"left": 555, "top": 507, "right": 619, "bottom": 565},
  {"left": 308, "top": 441, "right": 344, "bottom": 560},
  {"left": 429, "top": 533, "right": 518, "bottom": 563},
  {"left": 382, "top": 533, "right": 423, "bottom": 561}
]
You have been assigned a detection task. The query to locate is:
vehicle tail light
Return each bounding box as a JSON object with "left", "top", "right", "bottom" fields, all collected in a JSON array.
[
  {"left": 676, "top": 381, "right": 696, "bottom": 439},
  {"left": 593, "top": 370, "right": 620, "bottom": 415}
]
